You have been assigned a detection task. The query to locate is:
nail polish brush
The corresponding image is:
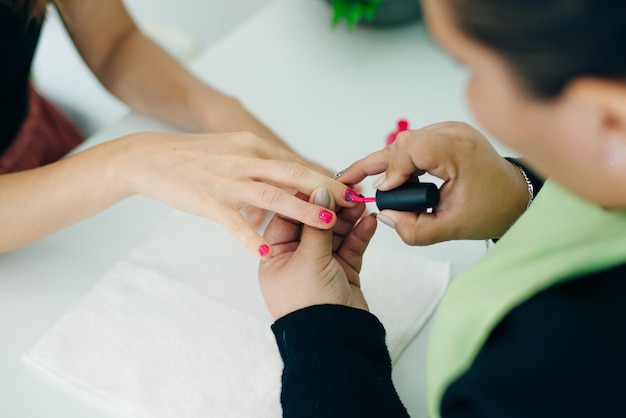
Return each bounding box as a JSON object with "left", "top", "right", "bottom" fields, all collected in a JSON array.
[{"left": 345, "top": 182, "right": 439, "bottom": 211}]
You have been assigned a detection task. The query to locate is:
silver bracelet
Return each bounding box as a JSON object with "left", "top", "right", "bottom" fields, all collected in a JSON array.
[{"left": 509, "top": 160, "right": 534, "bottom": 208}]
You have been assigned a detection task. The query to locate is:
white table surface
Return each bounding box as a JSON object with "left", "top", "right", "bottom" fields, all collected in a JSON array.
[{"left": 0, "top": 0, "right": 504, "bottom": 416}]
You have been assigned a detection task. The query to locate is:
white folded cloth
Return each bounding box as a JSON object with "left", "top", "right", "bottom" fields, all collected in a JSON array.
[{"left": 25, "top": 211, "right": 449, "bottom": 418}]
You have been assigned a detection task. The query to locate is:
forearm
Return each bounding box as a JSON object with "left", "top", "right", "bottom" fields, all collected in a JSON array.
[
  {"left": 96, "top": 29, "right": 216, "bottom": 132},
  {"left": 55, "top": 0, "right": 293, "bottom": 151},
  {"left": 272, "top": 304, "right": 409, "bottom": 418},
  {"left": 0, "top": 137, "right": 133, "bottom": 252},
  {"left": 97, "top": 30, "right": 294, "bottom": 151}
]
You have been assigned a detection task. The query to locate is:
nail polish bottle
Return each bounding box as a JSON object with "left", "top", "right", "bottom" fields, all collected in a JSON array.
[{"left": 375, "top": 182, "right": 439, "bottom": 211}]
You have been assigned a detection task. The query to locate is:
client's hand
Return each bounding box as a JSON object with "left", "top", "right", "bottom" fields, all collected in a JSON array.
[
  {"left": 259, "top": 188, "right": 377, "bottom": 320},
  {"left": 118, "top": 131, "right": 357, "bottom": 258}
]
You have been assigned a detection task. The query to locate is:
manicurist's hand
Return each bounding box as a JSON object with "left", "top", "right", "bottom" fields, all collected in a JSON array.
[
  {"left": 339, "top": 122, "right": 529, "bottom": 244},
  {"left": 259, "top": 187, "right": 377, "bottom": 320}
]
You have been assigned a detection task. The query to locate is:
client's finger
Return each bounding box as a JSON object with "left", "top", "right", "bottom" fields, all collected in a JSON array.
[
  {"left": 332, "top": 203, "right": 367, "bottom": 252},
  {"left": 241, "top": 182, "right": 337, "bottom": 230},
  {"left": 216, "top": 206, "right": 273, "bottom": 259},
  {"left": 337, "top": 214, "right": 378, "bottom": 276},
  {"left": 246, "top": 159, "right": 357, "bottom": 208},
  {"left": 241, "top": 206, "right": 266, "bottom": 227},
  {"left": 297, "top": 187, "right": 335, "bottom": 257}
]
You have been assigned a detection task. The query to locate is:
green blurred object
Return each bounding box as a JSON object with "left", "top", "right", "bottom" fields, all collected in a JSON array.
[{"left": 328, "top": 0, "right": 422, "bottom": 29}]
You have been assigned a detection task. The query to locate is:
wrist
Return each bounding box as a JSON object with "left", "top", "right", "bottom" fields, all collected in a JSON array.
[
  {"left": 488, "top": 157, "right": 534, "bottom": 241},
  {"left": 272, "top": 305, "right": 384, "bottom": 356},
  {"left": 505, "top": 157, "right": 535, "bottom": 209},
  {"left": 188, "top": 87, "right": 292, "bottom": 150},
  {"left": 104, "top": 133, "right": 146, "bottom": 199},
  {"left": 186, "top": 85, "right": 243, "bottom": 133}
]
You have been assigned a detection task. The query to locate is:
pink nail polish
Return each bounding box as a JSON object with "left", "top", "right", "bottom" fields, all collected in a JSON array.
[
  {"left": 318, "top": 210, "right": 333, "bottom": 224},
  {"left": 258, "top": 244, "right": 270, "bottom": 257},
  {"left": 344, "top": 188, "right": 358, "bottom": 202},
  {"left": 344, "top": 188, "right": 376, "bottom": 203}
]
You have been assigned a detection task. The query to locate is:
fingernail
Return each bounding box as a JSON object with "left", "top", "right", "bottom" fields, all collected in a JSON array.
[
  {"left": 377, "top": 213, "right": 396, "bottom": 229},
  {"left": 313, "top": 187, "right": 331, "bottom": 207},
  {"left": 333, "top": 169, "right": 346, "bottom": 179},
  {"left": 258, "top": 244, "right": 270, "bottom": 257},
  {"left": 344, "top": 188, "right": 358, "bottom": 202},
  {"left": 318, "top": 210, "right": 333, "bottom": 224},
  {"left": 372, "top": 174, "right": 386, "bottom": 189}
]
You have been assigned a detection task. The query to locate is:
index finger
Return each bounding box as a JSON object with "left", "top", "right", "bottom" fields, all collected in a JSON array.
[
  {"left": 245, "top": 159, "right": 358, "bottom": 209},
  {"left": 338, "top": 148, "right": 391, "bottom": 186}
]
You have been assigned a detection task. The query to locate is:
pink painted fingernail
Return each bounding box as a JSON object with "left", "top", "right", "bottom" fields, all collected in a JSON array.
[
  {"left": 318, "top": 210, "right": 333, "bottom": 224},
  {"left": 344, "top": 188, "right": 358, "bottom": 202},
  {"left": 258, "top": 244, "right": 270, "bottom": 257}
]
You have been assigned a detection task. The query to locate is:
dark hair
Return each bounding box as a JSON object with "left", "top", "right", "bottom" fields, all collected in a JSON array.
[
  {"left": 446, "top": 0, "right": 626, "bottom": 98},
  {"left": 0, "top": 0, "right": 49, "bottom": 21}
]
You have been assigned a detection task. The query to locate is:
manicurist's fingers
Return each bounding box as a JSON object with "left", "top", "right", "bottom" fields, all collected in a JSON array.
[
  {"left": 341, "top": 129, "right": 459, "bottom": 192},
  {"left": 338, "top": 149, "right": 391, "bottom": 186},
  {"left": 377, "top": 210, "right": 433, "bottom": 246},
  {"left": 371, "top": 132, "right": 435, "bottom": 191},
  {"left": 377, "top": 208, "right": 456, "bottom": 246}
]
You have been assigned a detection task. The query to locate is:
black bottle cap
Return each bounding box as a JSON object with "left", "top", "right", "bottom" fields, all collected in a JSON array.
[{"left": 375, "top": 182, "right": 439, "bottom": 212}]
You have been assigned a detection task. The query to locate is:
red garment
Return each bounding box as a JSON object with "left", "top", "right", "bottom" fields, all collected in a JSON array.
[{"left": 0, "top": 85, "right": 84, "bottom": 173}]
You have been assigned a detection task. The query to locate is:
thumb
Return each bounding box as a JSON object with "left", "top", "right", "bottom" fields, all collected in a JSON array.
[
  {"left": 297, "top": 187, "right": 334, "bottom": 257},
  {"left": 379, "top": 210, "right": 447, "bottom": 246}
]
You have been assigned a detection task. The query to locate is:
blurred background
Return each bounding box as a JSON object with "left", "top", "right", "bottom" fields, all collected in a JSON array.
[{"left": 32, "top": 0, "right": 272, "bottom": 136}]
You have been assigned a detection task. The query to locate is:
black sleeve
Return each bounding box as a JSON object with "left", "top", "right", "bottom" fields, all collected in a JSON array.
[
  {"left": 440, "top": 263, "right": 626, "bottom": 418},
  {"left": 271, "top": 304, "right": 410, "bottom": 418}
]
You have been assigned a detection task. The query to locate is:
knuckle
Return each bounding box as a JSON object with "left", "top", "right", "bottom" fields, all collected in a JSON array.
[
  {"left": 285, "top": 161, "right": 308, "bottom": 180},
  {"left": 259, "top": 186, "right": 284, "bottom": 207},
  {"left": 423, "top": 121, "right": 459, "bottom": 133},
  {"left": 235, "top": 131, "right": 262, "bottom": 147},
  {"left": 197, "top": 188, "right": 217, "bottom": 208},
  {"left": 451, "top": 133, "right": 479, "bottom": 157},
  {"left": 397, "top": 221, "right": 431, "bottom": 246},
  {"left": 399, "top": 230, "right": 421, "bottom": 246},
  {"left": 224, "top": 212, "right": 249, "bottom": 235},
  {"left": 394, "top": 131, "right": 413, "bottom": 147},
  {"left": 454, "top": 121, "right": 473, "bottom": 131},
  {"left": 341, "top": 246, "right": 361, "bottom": 263}
]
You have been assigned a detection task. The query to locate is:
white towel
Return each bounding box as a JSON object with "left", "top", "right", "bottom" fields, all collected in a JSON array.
[{"left": 25, "top": 210, "right": 449, "bottom": 418}]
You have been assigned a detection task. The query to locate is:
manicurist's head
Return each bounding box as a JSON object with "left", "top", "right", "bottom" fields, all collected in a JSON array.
[{"left": 422, "top": 0, "right": 626, "bottom": 208}]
